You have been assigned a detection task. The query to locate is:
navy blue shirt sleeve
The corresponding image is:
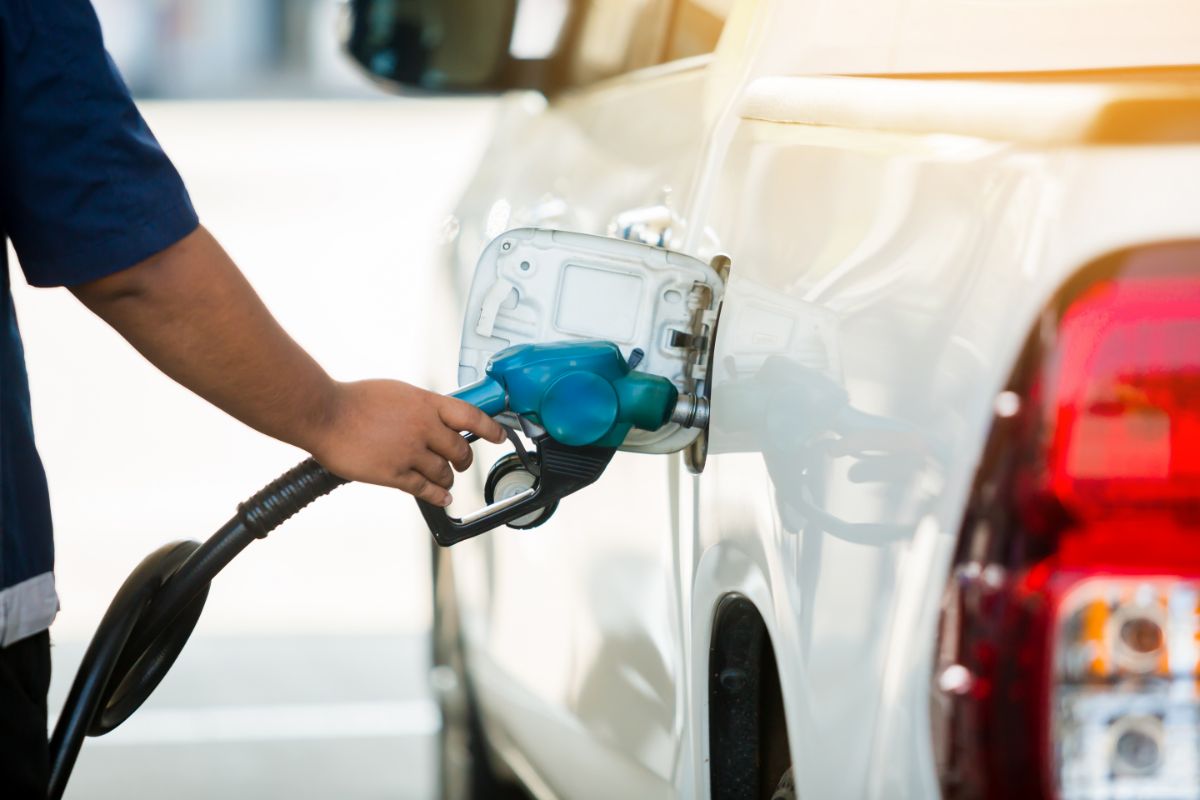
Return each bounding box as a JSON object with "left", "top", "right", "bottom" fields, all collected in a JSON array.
[{"left": 0, "top": 0, "right": 198, "bottom": 287}]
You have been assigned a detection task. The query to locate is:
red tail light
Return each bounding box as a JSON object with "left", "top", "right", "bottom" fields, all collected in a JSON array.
[{"left": 932, "top": 242, "right": 1200, "bottom": 800}]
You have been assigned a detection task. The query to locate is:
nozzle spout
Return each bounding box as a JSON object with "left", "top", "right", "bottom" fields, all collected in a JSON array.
[{"left": 670, "top": 394, "right": 709, "bottom": 430}]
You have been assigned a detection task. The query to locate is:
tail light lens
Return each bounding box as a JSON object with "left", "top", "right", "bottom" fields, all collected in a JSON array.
[{"left": 932, "top": 242, "right": 1200, "bottom": 800}]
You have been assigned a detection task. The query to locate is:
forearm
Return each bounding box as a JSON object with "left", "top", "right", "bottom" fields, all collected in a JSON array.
[
  {"left": 71, "top": 226, "right": 336, "bottom": 453},
  {"left": 70, "top": 225, "right": 505, "bottom": 504}
]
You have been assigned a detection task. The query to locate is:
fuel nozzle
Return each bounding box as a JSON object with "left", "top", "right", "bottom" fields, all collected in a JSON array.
[
  {"left": 460, "top": 340, "right": 694, "bottom": 448},
  {"left": 419, "top": 340, "right": 710, "bottom": 546},
  {"left": 670, "top": 393, "right": 710, "bottom": 430}
]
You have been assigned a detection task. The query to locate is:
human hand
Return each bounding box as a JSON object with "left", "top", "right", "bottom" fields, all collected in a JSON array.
[{"left": 307, "top": 380, "right": 506, "bottom": 506}]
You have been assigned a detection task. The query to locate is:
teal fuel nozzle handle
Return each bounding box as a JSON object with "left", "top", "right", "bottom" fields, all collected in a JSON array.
[
  {"left": 418, "top": 340, "right": 706, "bottom": 545},
  {"left": 456, "top": 340, "right": 680, "bottom": 447}
]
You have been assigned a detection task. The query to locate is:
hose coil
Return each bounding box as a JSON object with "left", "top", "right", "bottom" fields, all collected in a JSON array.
[{"left": 48, "top": 458, "right": 347, "bottom": 800}]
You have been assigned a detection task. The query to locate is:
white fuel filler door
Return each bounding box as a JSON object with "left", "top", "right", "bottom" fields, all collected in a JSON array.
[{"left": 459, "top": 228, "right": 723, "bottom": 453}]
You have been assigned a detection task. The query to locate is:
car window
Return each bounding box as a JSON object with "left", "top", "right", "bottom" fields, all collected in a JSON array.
[
  {"left": 663, "top": 0, "right": 733, "bottom": 62},
  {"left": 566, "top": 0, "right": 732, "bottom": 85}
]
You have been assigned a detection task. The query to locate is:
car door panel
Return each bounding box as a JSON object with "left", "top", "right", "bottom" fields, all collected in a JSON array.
[{"left": 446, "top": 63, "right": 713, "bottom": 797}]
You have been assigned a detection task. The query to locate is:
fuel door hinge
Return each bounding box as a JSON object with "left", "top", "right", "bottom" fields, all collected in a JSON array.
[
  {"left": 684, "top": 253, "right": 730, "bottom": 474},
  {"left": 670, "top": 281, "right": 717, "bottom": 395}
]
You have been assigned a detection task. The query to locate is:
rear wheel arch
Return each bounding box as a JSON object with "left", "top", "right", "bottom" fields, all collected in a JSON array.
[{"left": 708, "top": 594, "right": 793, "bottom": 800}]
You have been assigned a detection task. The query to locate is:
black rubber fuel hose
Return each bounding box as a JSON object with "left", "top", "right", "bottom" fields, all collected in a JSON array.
[{"left": 48, "top": 458, "right": 348, "bottom": 800}]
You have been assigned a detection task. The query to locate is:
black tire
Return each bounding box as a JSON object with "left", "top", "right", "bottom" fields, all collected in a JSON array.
[{"left": 431, "top": 544, "right": 527, "bottom": 800}]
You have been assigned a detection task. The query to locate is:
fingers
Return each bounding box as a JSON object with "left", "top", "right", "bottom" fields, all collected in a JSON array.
[
  {"left": 397, "top": 470, "right": 452, "bottom": 507},
  {"left": 439, "top": 398, "right": 506, "bottom": 444},
  {"left": 414, "top": 451, "right": 455, "bottom": 490},
  {"left": 428, "top": 426, "right": 474, "bottom": 472}
]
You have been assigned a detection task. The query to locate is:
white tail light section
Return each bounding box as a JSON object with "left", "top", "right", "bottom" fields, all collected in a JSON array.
[{"left": 1055, "top": 578, "right": 1200, "bottom": 798}]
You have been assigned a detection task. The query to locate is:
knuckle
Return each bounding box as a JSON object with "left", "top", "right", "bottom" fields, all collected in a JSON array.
[
  {"left": 430, "top": 463, "right": 451, "bottom": 487},
  {"left": 429, "top": 457, "right": 453, "bottom": 485}
]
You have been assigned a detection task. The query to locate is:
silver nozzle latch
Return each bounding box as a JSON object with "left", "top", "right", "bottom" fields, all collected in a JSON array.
[{"left": 670, "top": 394, "right": 710, "bottom": 430}]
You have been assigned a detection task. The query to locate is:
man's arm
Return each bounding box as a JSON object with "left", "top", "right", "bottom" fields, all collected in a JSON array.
[{"left": 70, "top": 226, "right": 505, "bottom": 507}]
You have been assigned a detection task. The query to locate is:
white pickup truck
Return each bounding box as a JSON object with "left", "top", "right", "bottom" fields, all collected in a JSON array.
[{"left": 345, "top": 2, "right": 1200, "bottom": 798}]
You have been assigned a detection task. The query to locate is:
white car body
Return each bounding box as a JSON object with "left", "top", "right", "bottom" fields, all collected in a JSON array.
[{"left": 436, "top": 1, "right": 1200, "bottom": 797}]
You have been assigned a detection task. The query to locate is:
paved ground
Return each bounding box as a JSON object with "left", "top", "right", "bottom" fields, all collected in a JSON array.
[
  {"left": 11, "top": 98, "right": 498, "bottom": 798},
  {"left": 49, "top": 635, "right": 437, "bottom": 799}
]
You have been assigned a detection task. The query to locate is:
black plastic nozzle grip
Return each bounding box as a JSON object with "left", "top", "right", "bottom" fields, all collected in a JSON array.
[{"left": 418, "top": 437, "right": 616, "bottom": 546}]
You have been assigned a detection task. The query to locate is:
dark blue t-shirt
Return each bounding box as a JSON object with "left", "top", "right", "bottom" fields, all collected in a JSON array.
[{"left": 0, "top": 0, "right": 198, "bottom": 645}]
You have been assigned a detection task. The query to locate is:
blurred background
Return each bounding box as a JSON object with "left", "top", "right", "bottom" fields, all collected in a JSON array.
[
  {"left": 93, "top": 0, "right": 366, "bottom": 98},
  {"left": 9, "top": 1, "right": 499, "bottom": 797}
]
